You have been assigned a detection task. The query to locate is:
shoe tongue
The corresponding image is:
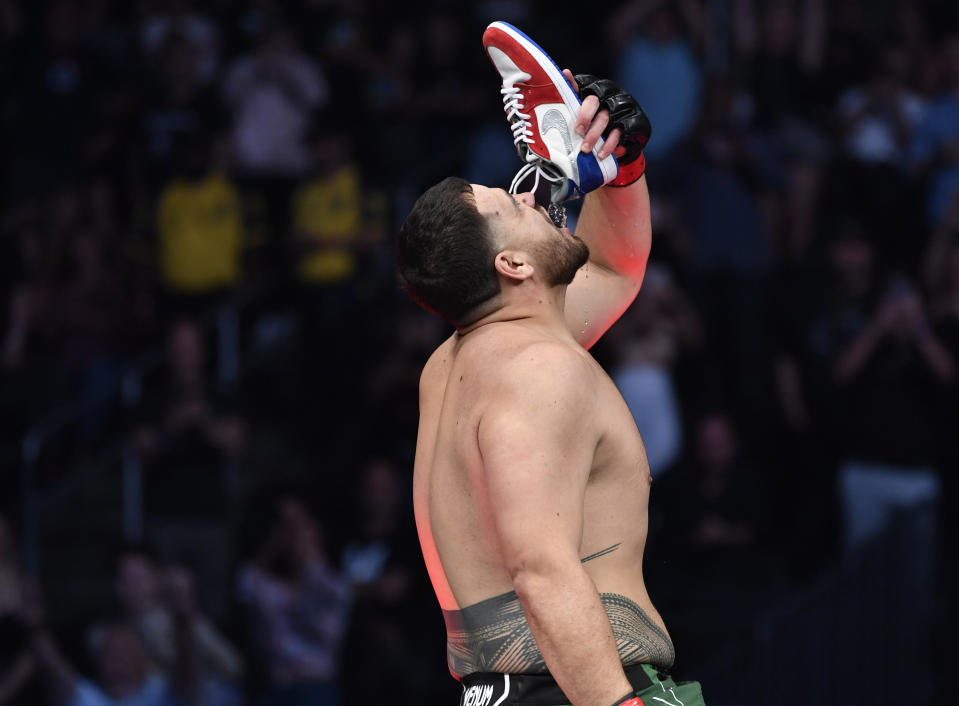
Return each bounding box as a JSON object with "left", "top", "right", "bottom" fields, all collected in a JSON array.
[{"left": 512, "top": 169, "right": 555, "bottom": 207}]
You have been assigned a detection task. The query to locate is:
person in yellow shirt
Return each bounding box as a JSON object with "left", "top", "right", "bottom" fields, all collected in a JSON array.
[
  {"left": 156, "top": 132, "right": 244, "bottom": 313},
  {"left": 291, "top": 128, "right": 379, "bottom": 411},
  {"left": 290, "top": 129, "right": 365, "bottom": 290}
]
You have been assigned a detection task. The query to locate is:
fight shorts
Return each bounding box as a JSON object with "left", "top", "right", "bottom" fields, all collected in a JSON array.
[{"left": 459, "top": 662, "right": 706, "bottom": 706}]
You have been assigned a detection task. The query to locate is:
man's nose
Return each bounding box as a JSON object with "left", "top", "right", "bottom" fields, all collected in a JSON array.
[{"left": 514, "top": 191, "right": 536, "bottom": 207}]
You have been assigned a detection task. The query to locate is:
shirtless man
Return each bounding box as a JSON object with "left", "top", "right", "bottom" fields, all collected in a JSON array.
[{"left": 397, "top": 26, "right": 706, "bottom": 706}]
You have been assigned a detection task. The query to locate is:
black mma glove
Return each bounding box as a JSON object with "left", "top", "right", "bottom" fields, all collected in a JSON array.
[{"left": 574, "top": 73, "right": 651, "bottom": 186}]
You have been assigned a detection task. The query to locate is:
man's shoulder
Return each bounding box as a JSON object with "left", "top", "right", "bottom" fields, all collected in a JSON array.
[
  {"left": 420, "top": 334, "right": 457, "bottom": 388},
  {"left": 478, "top": 337, "right": 599, "bottom": 441},
  {"left": 471, "top": 333, "right": 594, "bottom": 403},
  {"left": 421, "top": 327, "right": 592, "bottom": 395}
]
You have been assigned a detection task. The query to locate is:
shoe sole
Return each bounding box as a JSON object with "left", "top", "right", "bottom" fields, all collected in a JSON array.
[{"left": 486, "top": 21, "right": 620, "bottom": 189}]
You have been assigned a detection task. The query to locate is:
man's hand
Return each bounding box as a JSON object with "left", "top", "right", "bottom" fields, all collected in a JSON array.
[
  {"left": 574, "top": 74, "right": 650, "bottom": 168},
  {"left": 563, "top": 69, "right": 651, "bottom": 185},
  {"left": 564, "top": 69, "right": 623, "bottom": 160}
]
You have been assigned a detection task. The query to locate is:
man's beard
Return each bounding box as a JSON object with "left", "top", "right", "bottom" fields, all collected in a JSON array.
[{"left": 536, "top": 232, "right": 590, "bottom": 286}]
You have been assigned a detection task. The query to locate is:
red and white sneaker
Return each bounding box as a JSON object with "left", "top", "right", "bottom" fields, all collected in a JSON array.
[{"left": 482, "top": 21, "right": 619, "bottom": 204}]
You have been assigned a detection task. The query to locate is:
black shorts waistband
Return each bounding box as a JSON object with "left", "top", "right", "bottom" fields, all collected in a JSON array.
[{"left": 459, "top": 662, "right": 655, "bottom": 706}]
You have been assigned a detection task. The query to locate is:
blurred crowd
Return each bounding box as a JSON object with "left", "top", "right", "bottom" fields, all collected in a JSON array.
[{"left": 1, "top": 0, "right": 958, "bottom": 704}]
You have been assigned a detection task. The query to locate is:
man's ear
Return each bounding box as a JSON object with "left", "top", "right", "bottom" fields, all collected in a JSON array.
[{"left": 494, "top": 250, "right": 534, "bottom": 282}]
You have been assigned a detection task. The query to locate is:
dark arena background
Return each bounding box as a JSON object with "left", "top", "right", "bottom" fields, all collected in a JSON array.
[{"left": 1, "top": 1, "right": 957, "bottom": 705}]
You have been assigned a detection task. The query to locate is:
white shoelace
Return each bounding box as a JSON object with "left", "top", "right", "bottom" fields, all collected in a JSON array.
[
  {"left": 509, "top": 161, "right": 564, "bottom": 196},
  {"left": 501, "top": 84, "right": 568, "bottom": 205},
  {"left": 501, "top": 85, "right": 534, "bottom": 149}
]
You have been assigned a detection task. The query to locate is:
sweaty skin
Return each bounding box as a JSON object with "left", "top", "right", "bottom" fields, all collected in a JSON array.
[{"left": 413, "top": 317, "right": 673, "bottom": 680}]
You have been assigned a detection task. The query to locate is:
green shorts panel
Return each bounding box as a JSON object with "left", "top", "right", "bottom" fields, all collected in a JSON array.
[{"left": 634, "top": 664, "right": 707, "bottom": 706}]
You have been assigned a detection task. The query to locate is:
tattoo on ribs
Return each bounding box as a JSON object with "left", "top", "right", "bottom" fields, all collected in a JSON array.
[
  {"left": 580, "top": 543, "right": 622, "bottom": 563},
  {"left": 442, "top": 591, "right": 675, "bottom": 678}
]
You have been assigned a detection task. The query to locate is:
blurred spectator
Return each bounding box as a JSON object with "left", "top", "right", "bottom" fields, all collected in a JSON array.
[
  {"left": 656, "top": 411, "right": 777, "bottom": 672},
  {"left": 923, "top": 190, "right": 959, "bottom": 303},
  {"left": 398, "top": 13, "right": 486, "bottom": 188},
  {"left": 732, "top": 0, "right": 830, "bottom": 265},
  {"left": 132, "top": 319, "right": 245, "bottom": 613},
  {"left": 8, "top": 0, "right": 110, "bottom": 188},
  {"left": 2, "top": 196, "right": 51, "bottom": 373},
  {"left": 921, "top": 191, "right": 959, "bottom": 662},
  {"left": 680, "top": 413, "right": 770, "bottom": 563},
  {"left": 291, "top": 126, "right": 368, "bottom": 303},
  {"left": 830, "top": 269, "right": 952, "bottom": 552},
  {"left": 610, "top": 0, "right": 704, "bottom": 162},
  {"left": 157, "top": 561, "right": 243, "bottom": 704},
  {"left": 733, "top": 0, "right": 826, "bottom": 129},
  {"left": 834, "top": 43, "right": 926, "bottom": 267},
  {"left": 837, "top": 45, "right": 925, "bottom": 168},
  {"left": 223, "top": 18, "right": 327, "bottom": 253},
  {"left": 313, "top": 0, "right": 400, "bottom": 131},
  {"left": 236, "top": 495, "right": 350, "bottom": 706},
  {"left": 132, "top": 318, "right": 245, "bottom": 495},
  {"left": 339, "top": 459, "right": 449, "bottom": 705},
  {"left": 908, "top": 32, "right": 959, "bottom": 225},
  {"left": 607, "top": 263, "right": 703, "bottom": 479},
  {"left": 1, "top": 183, "right": 147, "bottom": 437},
  {"left": 49, "top": 222, "right": 130, "bottom": 389},
  {"left": 223, "top": 18, "right": 326, "bottom": 179},
  {"left": 137, "top": 29, "right": 224, "bottom": 193},
  {"left": 0, "top": 514, "right": 37, "bottom": 706},
  {"left": 19, "top": 574, "right": 238, "bottom": 706},
  {"left": 3, "top": 186, "right": 126, "bottom": 372},
  {"left": 88, "top": 547, "right": 165, "bottom": 672},
  {"left": 139, "top": 1, "right": 220, "bottom": 86},
  {"left": 156, "top": 131, "right": 244, "bottom": 311},
  {"left": 88, "top": 547, "right": 243, "bottom": 688},
  {"left": 783, "top": 221, "right": 876, "bottom": 440},
  {"left": 289, "top": 124, "right": 374, "bottom": 407},
  {"left": 674, "top": 73, "right": 775, "bottom": 410}
]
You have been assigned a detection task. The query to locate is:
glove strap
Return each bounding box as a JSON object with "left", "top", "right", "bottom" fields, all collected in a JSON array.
[
  {"left": 609, "top": 153, "right": 645, "bottom": 187},
  {"left": 611, "top": 695, "right": 644, "bottom": 706}
]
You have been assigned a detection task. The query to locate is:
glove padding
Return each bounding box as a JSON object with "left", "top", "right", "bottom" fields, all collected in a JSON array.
[{"left": 574, "top": 74, "right": 651, "bottom": 185}]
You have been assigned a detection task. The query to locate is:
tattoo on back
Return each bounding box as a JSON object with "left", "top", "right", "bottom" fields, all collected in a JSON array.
[
  {"left": 580, "top": 543, "right": 621, "bottom": 563},
  {"left": 442, "top": 591, "right": 675, "bottom": 678}
]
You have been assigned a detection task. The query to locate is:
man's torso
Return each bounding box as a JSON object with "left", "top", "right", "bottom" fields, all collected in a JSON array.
[{"left": 412, "top": 322, "right": 673, "bottom": 678}]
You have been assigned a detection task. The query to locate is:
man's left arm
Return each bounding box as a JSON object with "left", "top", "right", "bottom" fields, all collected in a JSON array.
[{"left": 561, "top": 71, "right": 652, "bottom": 349}]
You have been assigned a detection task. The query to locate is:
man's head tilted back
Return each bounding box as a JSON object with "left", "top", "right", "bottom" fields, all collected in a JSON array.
[
  {"left": 397, "top": 177, "right": 501, "bottom": 328},
  {"left": 398, "top": 177, "right": 590, "bottom": 328}
]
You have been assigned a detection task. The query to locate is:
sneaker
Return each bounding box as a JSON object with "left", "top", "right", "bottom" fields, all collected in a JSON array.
[{"left": 482, "top": 21, "right": 619, "bottom": 204}]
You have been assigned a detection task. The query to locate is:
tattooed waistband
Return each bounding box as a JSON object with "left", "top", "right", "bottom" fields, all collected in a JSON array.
[{"left": 443, "top": 590, "right": 675, "bottom": 679}]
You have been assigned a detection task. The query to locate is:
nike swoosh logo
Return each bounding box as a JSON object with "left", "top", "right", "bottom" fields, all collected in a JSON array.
[{"left": 541, "top": 108, "right": 573, "bottom": 155}]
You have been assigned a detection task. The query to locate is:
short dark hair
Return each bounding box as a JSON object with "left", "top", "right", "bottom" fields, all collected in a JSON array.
[{"left": 397, "top": 177, "right": 500, "bottom": 326}]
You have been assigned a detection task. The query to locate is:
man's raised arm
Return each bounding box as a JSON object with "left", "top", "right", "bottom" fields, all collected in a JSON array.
[{"left": 560, "top": 71, "right": 652, "bottom": 349}]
